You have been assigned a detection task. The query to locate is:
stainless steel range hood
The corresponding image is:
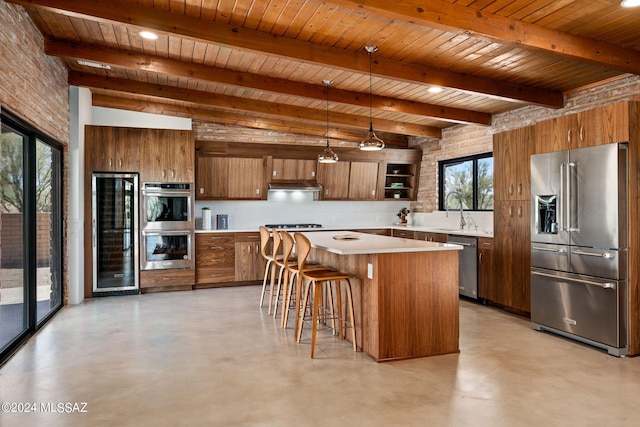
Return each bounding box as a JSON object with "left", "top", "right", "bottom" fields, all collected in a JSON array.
[{"left": 268, "top": 181, "right": 323, "bottom": 192}]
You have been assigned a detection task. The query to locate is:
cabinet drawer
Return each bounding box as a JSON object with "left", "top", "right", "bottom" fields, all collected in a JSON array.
[
  {"left": 196, "top": 234, "right": 235, "bottom": 250},
  {"left": 196, "top": 266, "right": 236, "bottom": 284},
  {"left": 140, "top": 268, "right": 195, "bottom": 288},
  {"left": 392, "top": 229, "right": 415, "bottom": 239},
  {"left": 235, "top": 232, "right": 260, "bottom": 242}
]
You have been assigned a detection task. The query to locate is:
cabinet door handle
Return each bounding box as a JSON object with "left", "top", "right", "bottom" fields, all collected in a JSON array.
[
  {"left": 567, "top": 129, "right": 572, "bottom": 144},
  {"left": 479, "top": 252, "right": 483, "bottom": 264},
  {"left": 247, "top": 246, "right": 251, "bottom": 254},
  {"left": 119, "top": 158, "right": 123, "bottom": 168},
  {"left": 509, "top": 184, "right": 513, "bottom": 195},
  {"left": 509, "top": 206, "right": 513, "bottom": 217},
  {"left": 517, "top": 206, "right": 522, "bottom": 217},
  {"left": 517, "top": 183, "right": 522, "bottom": 195},
  {"left": 109, "top": 158, "right": 113, "bottom": 167},
  {"left": 579, "top": 126, "right": 585, "bottom": 142}
]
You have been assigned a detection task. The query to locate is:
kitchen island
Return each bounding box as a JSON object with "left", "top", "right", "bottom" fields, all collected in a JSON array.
[{"left": 302, "top": 230, "right": 462, "bottom": 362}]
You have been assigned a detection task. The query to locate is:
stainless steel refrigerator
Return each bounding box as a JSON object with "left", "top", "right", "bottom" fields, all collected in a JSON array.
[
  {"left": 92, "top": 173, "right": 139, "bottom": 294},
  {"left": 530, "top": 142, "right": 627, "bottom": 356}
]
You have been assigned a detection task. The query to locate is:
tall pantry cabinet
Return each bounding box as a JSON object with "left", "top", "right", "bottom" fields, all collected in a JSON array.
[{"left": 492, "top": 125, "right": 534, "bottom": 313}]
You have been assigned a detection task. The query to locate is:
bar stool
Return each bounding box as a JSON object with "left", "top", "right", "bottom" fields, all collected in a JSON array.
[
  {"left": 269, "top": 229, "right": 296, "bottom": 318},
  {"left": 258, "top": 226, "right": 276, "bottom": 308},
  {"left": 294, "top": 232, "right": 357, "bottom": 358},
  {"left": 279, "top": 230, "right": 331, "bottom": 328}
]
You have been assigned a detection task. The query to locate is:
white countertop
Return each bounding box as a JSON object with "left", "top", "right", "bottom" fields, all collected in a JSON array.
[
  {"left": 301, "top": 230, "right": 463, "bottom": 255},
  {"left": 195, "top": 224, "right": 492, "bottom": 238}
]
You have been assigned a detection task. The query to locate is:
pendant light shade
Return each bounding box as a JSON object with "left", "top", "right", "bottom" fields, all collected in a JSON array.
[
  {"left": 318, "top": 79, "right": 339, "bottom": 163},
  {"left": 621, "top": 0, "right": 640, "bottom": 7},
  {"left": 359, "top": 45, "right": 384, "bottom": 151}
]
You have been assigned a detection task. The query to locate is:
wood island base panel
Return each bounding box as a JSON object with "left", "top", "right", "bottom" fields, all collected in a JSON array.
[{"left": 304, "top": 231, "right": 460, "bottom": 362}]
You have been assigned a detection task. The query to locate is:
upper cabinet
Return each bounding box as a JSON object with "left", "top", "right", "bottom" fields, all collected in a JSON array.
[
  {"left": 535, "top": 102, "right": 632, "bottom": 155},
  {"left": 140, "top": 129, "right": 194, "bottom": 183},
  {"left": 196, "top": 156, "right": 266, "bottom": 200},
  {"left": 317, "top": 161, "right": 351, "bottom": 200},
  {"left": 86, "top": 127, "right": 193, "bottom": 184},
  {"left": 348, "top": 162, "right": 379, "bottom": 200},
  {"left": 195, "top": 141, "right": 421, "bottom": 201},
  {"left": 86, "top": 126, "right": 139, "bottom": 172},
  {"left": 317, "top": 161, "right": 379, "bottom": 200},
  {"left": 493, "top": 126, "right": 534, "bottom": 201},
  {"left": 271, "top": 158, "right": 316, "bottom": 181}
]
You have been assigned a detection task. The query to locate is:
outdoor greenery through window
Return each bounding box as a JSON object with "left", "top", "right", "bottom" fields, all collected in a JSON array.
[{"left": 439, "top": 153, "right": 493, "bottom": 211}]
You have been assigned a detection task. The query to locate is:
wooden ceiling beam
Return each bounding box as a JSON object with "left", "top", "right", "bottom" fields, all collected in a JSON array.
[
  {"left": 334, "top": 0, "right": 640, "bottom": 75},
  {"left": 45, "top": 38, "right": 491, "bottom": 125},
  {"left": 9, "top": 0, "right": 563, "bottom": 107},
  {"left": 91, "top": 94, "right": 411, "bottom": 147},
  {"left": 70, "top": 71, "right": 442, "bottom": 139}
]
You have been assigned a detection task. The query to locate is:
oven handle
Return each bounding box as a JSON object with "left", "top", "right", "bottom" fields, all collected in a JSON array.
[
  {"left": 141, "top": 230, "right": 193, "bottom": 236},
  {"left": 142, "top": 189, "right": 193, "bottom": 197},
  {"left": 532, "top": 246, "right": 567, "bottom": 254},
  {"left": 531, "top": 270, "right": 616, "bottom": 289}
]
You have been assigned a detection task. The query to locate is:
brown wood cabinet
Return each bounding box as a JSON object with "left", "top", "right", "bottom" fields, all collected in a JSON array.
[
  {"left": 195, "top": 234, "right": 236, "bottom": 285},
  {"left": 317, "top": 161, "right": 351, "bottom": 200},
  {"left": 196, "top": 157, "right": 266, "bottom": 200},
  {"left": 391, "top": 228, "right": 415, "bottom": 239},
  {"left": 139, "top": 268, "right": 195, "bottom": 291},
  {"left": 235, "top": 232, "right": 266, "bottom": 282},
  {"left": 140, "top": 129, "right": 194, "bottom": 183},
  {"left": 349, "top": 162, "right": 379, "bottom": 200},
  {"left": 493, "top": 126, "right": 534, "bottom": 201},
  {"left": 271, "top": 158, "right": 316, "bottom": 181},
  {"left": 415, "top": 231, "right": 448, "bottom": 243},
  {"left": 477, "top": 237, "right": 494, "bottom": 300},
  {"left": 493, "top": 200, "right": 530, "bottom": 312},
  {"left": 492, "top": 126, "right": 532, "bottom": 312},
  {"left": 86, "top": 126, "right": 140, "bottom": 172},
  {"left": 356, "top": 228, "right": 392, "bottom": 236}
]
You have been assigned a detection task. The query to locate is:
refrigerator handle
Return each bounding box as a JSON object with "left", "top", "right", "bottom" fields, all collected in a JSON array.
[
  {"left": 567, "top": 162, "right": 578, "bottom": 232},
  {"left": 531, "top": 270, "right": 616, "bottom": 289},
  {"left": 560, "top": 162, "right": 566, "bottom": 231}
]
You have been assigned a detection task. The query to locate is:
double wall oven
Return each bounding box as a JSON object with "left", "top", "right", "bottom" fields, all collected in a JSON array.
[{"left": 140, "top": 182, "right": 195, "bottom": 271}]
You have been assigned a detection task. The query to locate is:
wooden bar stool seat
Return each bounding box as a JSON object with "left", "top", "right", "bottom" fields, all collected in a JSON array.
[
  {"left": 294, "top": 232, "right": 357, "bottom": 358},
  {"left": 258, "top": 226, "right": 277, "bottom": 309}
]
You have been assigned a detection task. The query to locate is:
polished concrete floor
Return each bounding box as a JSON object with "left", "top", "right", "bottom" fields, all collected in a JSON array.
[{"left": 1, "top": 285, "right": 640, "bottom": 426}]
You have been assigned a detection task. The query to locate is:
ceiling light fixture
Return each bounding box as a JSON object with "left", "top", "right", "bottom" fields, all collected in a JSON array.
[
  {"left": 358, "top": 46, "right": 385, "bottom": 151},
  {"left": 77, "top": 60, "right": 111, "bottom": 69},
  {"left": 428, "top": 86, "right": 443, "bottom": 93},
  {"left": 621, "top": 0, "right": 640, "bottom": 7},
  {"left": 139, "top": 30, "right": 159, "bottom": 40},
  {"left": 318, "top": 80, "right": 339, "bottom": 164}
]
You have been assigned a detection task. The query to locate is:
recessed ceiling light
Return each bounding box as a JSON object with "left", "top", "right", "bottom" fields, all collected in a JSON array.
[
  {"left": 428, "top": 86, "right": 443, "bottom": 93},
  {"left": 139, "top": 31, "right": 159, "bottom": 40},
  {"left": 77, "top": 60, "right": 111, "bottom": 69},
  {"left": 621, "top": 0, "right": 640, "bottom": 7}
]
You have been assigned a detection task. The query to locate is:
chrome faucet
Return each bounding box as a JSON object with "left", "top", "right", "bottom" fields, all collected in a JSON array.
[{"left": 445, "top": 191, "right": 466, "bottom": 230}]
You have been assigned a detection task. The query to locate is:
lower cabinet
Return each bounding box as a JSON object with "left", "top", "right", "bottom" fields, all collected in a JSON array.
[
  {"left": 391, "top": 228, "right": 415, "bottom": 239},
  {"left": 196, "top": 234, "right": 236, "bottom": 285},
  {"left": 196, "top": 232, "right": 266, "bottom": 286},
  {"left": 477, "top": 237, "right": 494, "bottom": 300},
  {"left": 492, "top": 200, "right": 531, "bottom": 312},
  {"left": 235, "top": 232, "right": 266, "bottom": 282},
  {"left": 415, "top": 231, "right": 448, "bottom": 243},
  {"left": 355, "top": 228, "right": 392, "bottom": 236},
  {"left": 140, "top": 268, "right": 195, "bottom": 292}
]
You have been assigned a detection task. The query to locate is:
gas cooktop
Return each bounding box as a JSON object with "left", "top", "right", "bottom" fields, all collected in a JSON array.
[{"left": 264, "top": 223, "right": 323, "bottom": 229}]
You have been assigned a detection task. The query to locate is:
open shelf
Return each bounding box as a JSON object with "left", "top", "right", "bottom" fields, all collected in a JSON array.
[{"left": 384, "top": 163, "right": 417, "bottom": 200}]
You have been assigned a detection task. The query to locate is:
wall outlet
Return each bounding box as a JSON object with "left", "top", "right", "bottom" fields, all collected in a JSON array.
[{"left": 367, "top": 263, "right": 373, "bottom": 279}]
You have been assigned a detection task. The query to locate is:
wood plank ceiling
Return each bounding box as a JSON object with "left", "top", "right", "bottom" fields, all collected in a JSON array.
[{"left": 8, "top": 0, "right": 640, "bottom": 147}]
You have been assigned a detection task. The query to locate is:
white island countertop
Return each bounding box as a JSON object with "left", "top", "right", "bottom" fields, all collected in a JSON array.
[{"left": 302, "top": 230, "right": 463, "bottom": 255}]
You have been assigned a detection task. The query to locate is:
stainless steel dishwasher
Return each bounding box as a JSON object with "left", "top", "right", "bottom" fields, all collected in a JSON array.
[{"left": 447, "top": 235, "right": 478, "bottom": 299}]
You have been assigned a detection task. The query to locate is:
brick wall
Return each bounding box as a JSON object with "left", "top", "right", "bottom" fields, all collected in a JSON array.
[
  {"left": 1, "top": 1, "right": 70, "bottom": 302},
  {"left": 411, "top": 75, "right": 640, "bottom": 213}
]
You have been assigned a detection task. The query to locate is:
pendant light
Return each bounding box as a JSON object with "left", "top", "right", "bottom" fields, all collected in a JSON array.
[
  {"left": 318, "top": 79, "right": 339, "bottom": 163},
  {"left": 358, "top": 45, "right": 385, "bottom": 151},
  {"left": 621, "top": 0, "right": 640, "bottom": 7}
]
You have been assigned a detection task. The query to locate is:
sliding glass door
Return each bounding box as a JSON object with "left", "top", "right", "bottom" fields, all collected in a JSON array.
[
  {"left": 0, "top": 111, "right": 63, "bottom": 361},
  {"left": 0, "top": 122, "right": 27, "bottom": 352}
]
